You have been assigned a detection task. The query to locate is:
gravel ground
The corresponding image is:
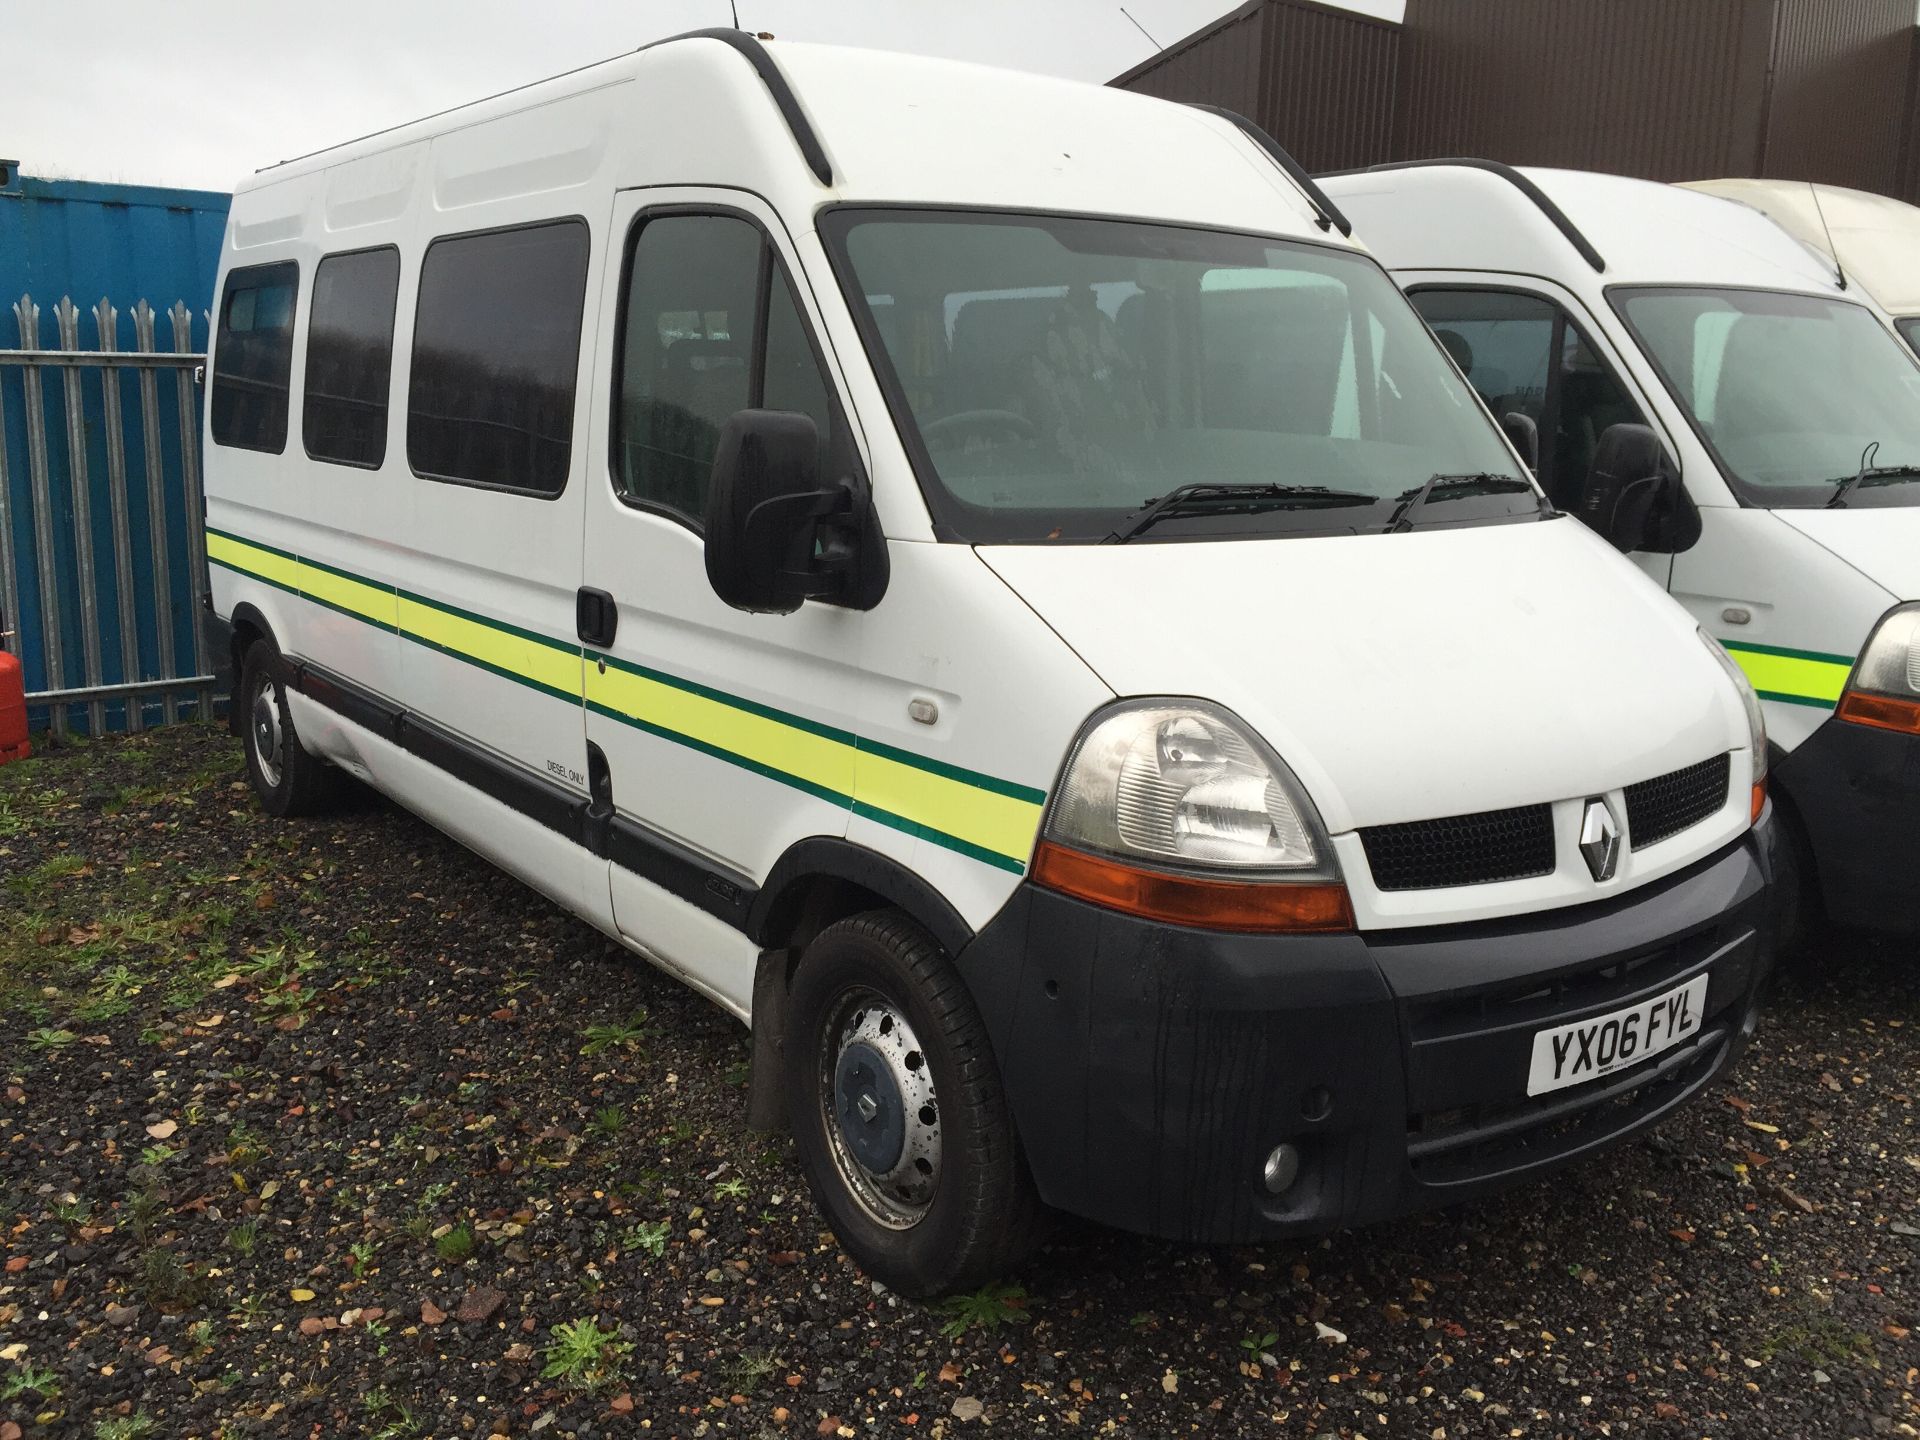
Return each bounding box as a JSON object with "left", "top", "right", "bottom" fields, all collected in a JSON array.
[{"left": 0, "top": 722, "right": 1915, "bottom": 1440}]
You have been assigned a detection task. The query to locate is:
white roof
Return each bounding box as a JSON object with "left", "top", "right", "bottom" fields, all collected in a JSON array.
[
  {"left": 1320, "top": 163, "right": 1847, "bottom": 296},
  {"left": 228, "top": 34, "right": 1332, "bottom": 247},
  {"left": 1682, "top": 179, "right": 1920, "bottom": 318}
]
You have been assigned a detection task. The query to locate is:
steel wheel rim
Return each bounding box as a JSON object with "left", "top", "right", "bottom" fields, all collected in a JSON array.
[
  {"left": 250, "top": 678, "right": 285, "bottom": 789},
  {"left": 819, "top": 986, "right": 941, "bottom": 1230}
]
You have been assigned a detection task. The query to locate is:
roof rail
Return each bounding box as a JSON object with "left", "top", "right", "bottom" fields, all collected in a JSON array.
[
  {"left": 259, "top": 29, "right": 831, "bottom": 186},
  {"left": 1326, "top": 158, "right": 1606, "bottom": 274},
  {"left": 647, "top": 29, "right": 832, "bottom": 187},
  {"left": 1189, "top": 105, "right": 1352, "bottom": 237}
]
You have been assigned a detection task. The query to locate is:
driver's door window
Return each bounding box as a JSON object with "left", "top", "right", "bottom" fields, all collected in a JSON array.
[
  {"left": 1412, "top": 288, "right": 1647, "bottom": 514},
  {"left": 614, "top": 213, "right": 835, "bottom": 525}
]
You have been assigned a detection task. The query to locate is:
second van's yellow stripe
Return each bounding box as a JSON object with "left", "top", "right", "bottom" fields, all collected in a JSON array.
[
  {"left": 853, "top": 747, "right": 1043, "bottom": 863},
  {"left": 1725, "top": 646, "right": 1850, "bottom": 708}
]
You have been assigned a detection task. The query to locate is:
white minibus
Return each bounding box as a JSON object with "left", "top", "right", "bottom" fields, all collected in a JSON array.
[
  {"left": 1683, "top": 179, "right": 1920, "bottom": 359},
  {"left": 205, "top": 38, "right": 1772, "bottom": 1296},
  {"left": 1322, "top": 161, "right": 1920, "bottom": 945}
]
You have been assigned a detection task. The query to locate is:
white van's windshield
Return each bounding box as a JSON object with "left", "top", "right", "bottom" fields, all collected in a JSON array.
[
  {"left": 822, "top": 209, "right": 1536, "bottom": 543},
  {"left": 1614, "top": 287, "right": 1920, "bottom": 509}
]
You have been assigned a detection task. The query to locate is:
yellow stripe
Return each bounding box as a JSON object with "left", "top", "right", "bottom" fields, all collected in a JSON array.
[
  {"left": 302, "top": 565, "right": 399, "bottom": 630},
  {"left": 586, "top": 664, "right": 857, "bottom": 798},
  {"left": 1729, "top": 649, "right": 1848, "bottom": 705},
  {"left": 207, "top": 532, "right": 304, "bottom": 594},
  {"left": 215, "top": 526, "right": 1041, "bottom": 867},
  {"left": 397, "top": 596, "right": 582, "bottom": 699},
  {"left": 852, "top": 748, "right": 1043, "bottom": 862}
]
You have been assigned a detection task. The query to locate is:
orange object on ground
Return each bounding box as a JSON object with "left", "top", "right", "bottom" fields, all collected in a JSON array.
[{"left": 0, "top": 648, "right": 30, "bottom": 764}]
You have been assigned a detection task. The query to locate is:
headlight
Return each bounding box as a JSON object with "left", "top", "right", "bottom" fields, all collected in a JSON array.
[
  {"left": 1701, "top": 630, "right": 1767, "bottom": 788},
  {"left": 1034, "top": 700, "right": 1350, "bottom": 933},
  {"left": 1046, "top": 700, "right": 1334, "bottom": 875},
  {"left": 1839, "top": 603, "right": 1920, "bottom": 735}
]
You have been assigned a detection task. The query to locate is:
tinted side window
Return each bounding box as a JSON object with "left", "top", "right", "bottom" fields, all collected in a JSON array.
[
  {"left": 614, "top": 214, "right": 837, "bottom": 524},
  {"left": 304, "top": 248, "right": 400, "bottom": 468},
  {"left": 408, "top": 220, "right": 590, "bottom": 495},
  {"left": 212, "top": 261, "right": 299, "bottom": 453},
  {"left": 1898, "top": 318, "right": 1919, "bottom": 358},
  {"left": 1412, "top": 289, "right": 1645, "bottom": 512}
]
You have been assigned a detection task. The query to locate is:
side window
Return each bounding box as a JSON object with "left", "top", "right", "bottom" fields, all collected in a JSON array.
[
  {"left": 1899, "top": 318, "right": 1920, "bottom": 358},
  {"left": 304, "top": 247, "right": 400, "bottom": 468},
  {"left": 614, "top": 213, "right": 837, "bottom": 524},
  {"left": 408, "top": 220, "right": 590, "bottom": 496},
  {"left": 211, "top": 261, "right": 299, "bottom": 453},
  {"left": 1412, "top": 289, "right": 1646, "bottom": 511}
]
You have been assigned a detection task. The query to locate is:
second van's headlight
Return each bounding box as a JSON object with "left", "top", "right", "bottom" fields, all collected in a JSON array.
[
  {"left": 1837, "top": 603, "right": 1920, "bottom": 736},
  {"left": 1045, "top": 700, "right": 1336, "bottom": 877}
]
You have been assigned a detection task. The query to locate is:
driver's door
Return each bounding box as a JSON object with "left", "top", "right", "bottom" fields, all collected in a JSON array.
[{"left": 579, "top": 189, "right": 865, "bottom": 1013}]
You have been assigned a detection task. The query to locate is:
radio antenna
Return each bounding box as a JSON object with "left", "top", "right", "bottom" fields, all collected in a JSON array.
[
  {"left": 1808, "top": 181, "right": 1847, "bottom": 291},
  {"left": 729, "top": 0, "right": 740, "bottom": 28},
  {"left": 1120, "top": 6, "right": 1163, "bottom": 50}
]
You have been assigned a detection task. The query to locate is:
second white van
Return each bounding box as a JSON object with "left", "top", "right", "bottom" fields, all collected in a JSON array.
[{"left": 204, "top": 37, "right": 1773, "bottom": 1296}]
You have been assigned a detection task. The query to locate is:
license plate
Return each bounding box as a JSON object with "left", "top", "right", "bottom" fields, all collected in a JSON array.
[{"left": 1526, "top": 974, "right": 1709, "bottom": 1097}]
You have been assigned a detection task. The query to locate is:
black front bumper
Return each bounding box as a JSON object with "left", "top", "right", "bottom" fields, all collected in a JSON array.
[
  {"left": 1775, "top": 714, "right": 1920, "bottom": 934},
  {"left": 956, "top": 824, "right": 1773, "bottom": 1244}
]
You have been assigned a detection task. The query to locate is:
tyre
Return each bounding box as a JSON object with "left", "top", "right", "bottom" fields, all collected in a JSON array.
[
  {"left": 240, "top": 639, "right": 347, "bottom": 818},
  {"left": 1768, "top": 795, "right": 1820, "bottom": 972},
  {"left": 785, "top": 910, "right": 1045, "bottom": 1298}
]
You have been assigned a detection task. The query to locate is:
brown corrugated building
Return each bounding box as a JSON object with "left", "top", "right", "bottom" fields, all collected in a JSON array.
[{"left": 1110, "top": 0, "right": 1920, "bottom": 200}]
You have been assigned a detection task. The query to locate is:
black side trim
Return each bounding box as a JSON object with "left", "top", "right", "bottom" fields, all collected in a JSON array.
[
  {"left": 1188, "top": 105, "right": 1352, "bottom": 237},
  {"left": 287, "top": 658, "right": 759, "bottom": 932},
  {"left": 750, "top": 837, "right": 974, "bottom": 958},
  {"left": 609, "top": 816, "right": 758, "bottom": 931},
  {"left": 1322, "top": 158, "right": 1607, "bottom": 275},
  {"left": 650, "top": 29, "right": 833, "bottom": 187}
]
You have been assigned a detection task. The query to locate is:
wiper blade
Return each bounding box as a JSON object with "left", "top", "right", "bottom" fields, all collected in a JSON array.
[
  {"left": 1385, "top": 472, "right": 1537, "bottom": 533},
  {"left": 1823, "top": 441, "right": 1920, "bottom": 508},
  {"left": 1104, "top": 482, "right": 1377, "bottom": 544}
]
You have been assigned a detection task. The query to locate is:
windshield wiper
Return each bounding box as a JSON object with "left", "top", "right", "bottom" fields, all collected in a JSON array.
[
  {"left": 1827, "top": 442, "right": 1920, "bottom": 507},
  {"left": 1104, "top": 482, "right": 1377, "bottom": 544},
  {"left": 1385, "top": 472, "right": 1538, "bottom": 533}
]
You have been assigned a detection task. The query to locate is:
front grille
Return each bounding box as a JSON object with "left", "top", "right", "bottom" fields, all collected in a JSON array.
[
  {"left": 1361, "top": 803, "right": 1555, "bottom": 891},
  {"left": 1625, "top": 753, "right": 1732, "bottom": 848}
]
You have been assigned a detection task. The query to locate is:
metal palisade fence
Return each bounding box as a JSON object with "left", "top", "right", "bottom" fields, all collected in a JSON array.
[{"left": 0, "top": 291, "right": 217, "bottom": 736}]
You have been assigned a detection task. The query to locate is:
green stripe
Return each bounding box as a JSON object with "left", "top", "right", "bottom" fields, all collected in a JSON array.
[
  {"left": 1755, "top": 688, "right": 1838, "bottom": 711},
  {"left": 215, "top": 528, "right": 1045, "bottom": 872},
  {"left": 1721, "top": 638, "right": 1854, "bottom": 667}
]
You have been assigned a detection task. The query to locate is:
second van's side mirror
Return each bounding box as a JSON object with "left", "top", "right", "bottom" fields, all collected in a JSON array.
[
  {"left": 704, "top": 409, "right": 889, "bottom": 615},
  {"left": 1580, "top": 422, "right": 1699, "bottom": 554}
]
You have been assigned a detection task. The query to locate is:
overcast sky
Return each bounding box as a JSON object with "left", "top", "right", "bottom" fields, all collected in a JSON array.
[{"left": 3, "top": 0, "right": 1403, "bottom": 193}]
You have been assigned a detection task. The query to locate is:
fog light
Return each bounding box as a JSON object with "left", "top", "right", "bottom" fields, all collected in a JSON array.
[{"left": 1262, "top": 1143, "right": 1302, "bottom": 1195}]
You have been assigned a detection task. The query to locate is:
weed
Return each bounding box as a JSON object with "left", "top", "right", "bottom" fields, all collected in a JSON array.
[
  {"left": 227, "top": 1219, "right": 260, "bottom": 1257},
  {"left": 96, "top": 1412, "right": 158, "bottom": 1439},
  {"left": 349, "top": 1239, "right": 377, "bottom": 1273},
  {"left": 717, "top": 1348, "right": 780, "bottom": 1396},
  {"left": 138, "top": 1245, "right": 207, "bottom": 1309},
  {"left": 25, "top": 1027, "right": 77, "bottom": 1050},
  {"left": 435, "top": 1222, "right": 475, "bottom": 1262},
  {"left": 937, "top": 1281, "right": 1030, "bottom": 1338},
  {"left": 362, "top": 1385, "right": 424, "bottom": 1440},
  {"left": 589, "top": 1105, "right": 626, "bottom": 1138},
  {"left": 580, "top": 1009, "right": 651, "bottom": 1056},
  {"left": 626, "top": 1220, "right": 671, "bottom": 1258},
  {"left": 542, "top": 1316, "right": 633, "bottom": 1391},
  {"left": 715, "top": 1175, "right": 748, "bottom": 1201},
  {"left": 187, "top": 1318, "right": 217, "bottom": 1352},
  {"left": 138, "top": 1144, "right": 176, "bottom": 1167},
  {"left": 1759, "top": 1315, "right": 1879, "bottom": 1370},
  {"left": 1, "top": 1361, "right": 61, "bottom": 1402},
  {"left": 1239, "top": 1330, "right": 1279, "bottom": 1358}
]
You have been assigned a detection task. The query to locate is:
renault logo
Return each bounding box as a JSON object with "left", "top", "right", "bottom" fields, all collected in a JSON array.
[{"left": 1579, "top": 799, "right": 1621, "bottom": 882}]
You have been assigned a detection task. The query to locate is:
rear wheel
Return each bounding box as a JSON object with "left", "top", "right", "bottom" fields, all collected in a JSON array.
[
  {"left": 786, "top": 910, "right": 1044, "bottom": 1297},
  {"left": 240, "top": 640, "right": 346, "bottom": 818}
]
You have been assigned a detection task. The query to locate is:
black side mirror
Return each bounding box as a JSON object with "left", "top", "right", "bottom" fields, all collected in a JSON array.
[
  {"left": 1501, "top": 411, "right": 1539, "bottom": 473},
  {"left": 1580, "top": 422, "right": 1699, "bottom": 553},
  {"left": 704, "top": 409, "right": 888, "bottom": 615}
]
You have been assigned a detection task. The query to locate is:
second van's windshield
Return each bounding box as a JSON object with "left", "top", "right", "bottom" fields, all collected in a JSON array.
[
  {"left": 1614, "top": 287, "right": 1920, "bottom": 508},
  {"left": 822, "top": 209, "right": 1534, "bottom": 543}
]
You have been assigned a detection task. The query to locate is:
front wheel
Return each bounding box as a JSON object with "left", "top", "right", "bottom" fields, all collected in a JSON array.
[{"left": 786, "top": 910, "right": 1044, "bottom": 1297}]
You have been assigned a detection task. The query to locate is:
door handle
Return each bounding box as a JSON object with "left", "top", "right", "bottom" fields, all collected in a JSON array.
[{"left": 576, "top": 587, "right": 618, "bottom": 648}]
